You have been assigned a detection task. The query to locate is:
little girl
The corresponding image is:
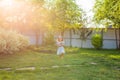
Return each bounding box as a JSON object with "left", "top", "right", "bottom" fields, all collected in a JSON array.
[{"left": 56, "top": 36, "right": 65, "bottom": 59}]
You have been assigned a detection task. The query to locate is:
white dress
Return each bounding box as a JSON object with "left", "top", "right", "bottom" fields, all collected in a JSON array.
[{"left": 57, "top": 41, "right": 65, "bottom": 55}]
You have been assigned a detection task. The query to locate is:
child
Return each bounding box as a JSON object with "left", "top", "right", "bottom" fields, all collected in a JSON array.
[{"left": 56, "top": 36, "right": 65, "bottom": 59}]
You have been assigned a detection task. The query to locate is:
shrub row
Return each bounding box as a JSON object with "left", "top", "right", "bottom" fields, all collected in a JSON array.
[{"left": 0, "top": 28, "right": 29, "bottom": 54}]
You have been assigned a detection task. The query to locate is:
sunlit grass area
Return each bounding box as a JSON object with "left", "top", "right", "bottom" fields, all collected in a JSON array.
[{"left": 0, "top": 46, "right": 120, "bottom": 80}]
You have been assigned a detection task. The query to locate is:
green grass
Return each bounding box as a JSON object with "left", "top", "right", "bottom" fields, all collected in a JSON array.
[{"left": 0, "top": 47, "right": 120, "bottom": 80}]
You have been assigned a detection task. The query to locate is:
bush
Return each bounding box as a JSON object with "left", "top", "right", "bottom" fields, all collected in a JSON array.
[
  {"left": 91, "top": 34, "right": 103, "bottom": 49},
  {"left": 0, "top": 28, "right": 29, "bottom": 54},
  {"left": 43, "top": 32, "right": 55, "bottom": 46}
]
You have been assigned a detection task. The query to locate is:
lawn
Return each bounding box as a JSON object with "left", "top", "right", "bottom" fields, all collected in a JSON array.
[{"left": 0, "top": 46, "right": 120, "bottom": 80}]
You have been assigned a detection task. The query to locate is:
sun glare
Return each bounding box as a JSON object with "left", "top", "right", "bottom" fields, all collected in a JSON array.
[{"left": 0, "top": 0, "right": 14, "bottom": 7}]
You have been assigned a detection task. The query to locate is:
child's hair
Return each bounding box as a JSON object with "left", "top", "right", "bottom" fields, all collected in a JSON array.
[{"left": 57, "top": 37, "right": 63, "bottom": 42}]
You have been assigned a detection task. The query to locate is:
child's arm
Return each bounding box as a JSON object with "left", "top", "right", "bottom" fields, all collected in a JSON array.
[{"left": 61, "top": 41, "right": 64, "bottom": 46}]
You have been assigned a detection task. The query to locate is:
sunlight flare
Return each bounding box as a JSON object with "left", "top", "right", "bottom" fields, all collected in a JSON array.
[{"left": 0, "top": 0, "right": 14, "bottom": 7}]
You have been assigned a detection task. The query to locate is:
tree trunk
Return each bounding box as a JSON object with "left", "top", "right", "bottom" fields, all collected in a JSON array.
[
  {"left": 101, "top": 29, "right": 103, "bottom": 48},
  {"left": 101, "top": 29, "right": 103, "bottom": 39},
  {"left": 118, "top": 28, "right": 120, "bottom": 49},
  {"left": 80, "top": 28, "right": 85, "bottom": 48},
  {"left": 69, "top": 29, "right": 72, "bottom": 47},
  {"left": 61, "top": 31, "right": 64, "bottom": 37},
  {"left": 41, "top": 30, "right": 44, "bottom": 45},
  {"left": 35, "top": 31, "right": 40, "bottom": 48},
  {"left": 81, "top": 40, "right": 83, "bottom": 48},
  {"left": 115, "top": 28, "right": 118, "bottom": 49}
]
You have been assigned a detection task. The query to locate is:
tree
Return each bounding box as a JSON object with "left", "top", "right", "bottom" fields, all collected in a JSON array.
[
  {"left": 46, "top": 0, "right": 83, "bottom": 47},
  {"left": 94, "top": 0, "right": 120, "bottom": 49},
  {"left": 0, "top": 0, "right": 49, "bottom": 47},
  {"left": 27, "top": 0, "right": 48, "bottom": 47},
  {"left": 47, "top": 0, "right": 82, "bottom": 36},
  {"left": 0, "top": 0, "right": 33, "bottom": 30}
]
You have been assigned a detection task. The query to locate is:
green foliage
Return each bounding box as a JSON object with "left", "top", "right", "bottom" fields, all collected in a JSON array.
[
  {"left": 94, "top": 0, "right": 120, "bottom": 49},
  {"left": 0, "top": 28, "right": 29, "bottom": 54},
  {"left": 43, "top": 32, "right": 55, "bottom": 46},
  {"left": 94, "top": 0, "right": 120, "bottom": 27},
  {"left": 47, "top": 0, "right": 82, "bottom": 34},
  {"left": 29, "top": 0, "right": 45, "bottom": 5},
  {"left": 91, "top": 34, "right": 103, "bottom": 49}
]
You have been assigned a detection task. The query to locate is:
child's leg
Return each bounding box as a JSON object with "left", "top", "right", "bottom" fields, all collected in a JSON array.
[
  {"left": 60, "top": 53, "right": 64, "bottom": 59},
  {"left": 59, "top": 54, "right": 62, "bottom": 58}
]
